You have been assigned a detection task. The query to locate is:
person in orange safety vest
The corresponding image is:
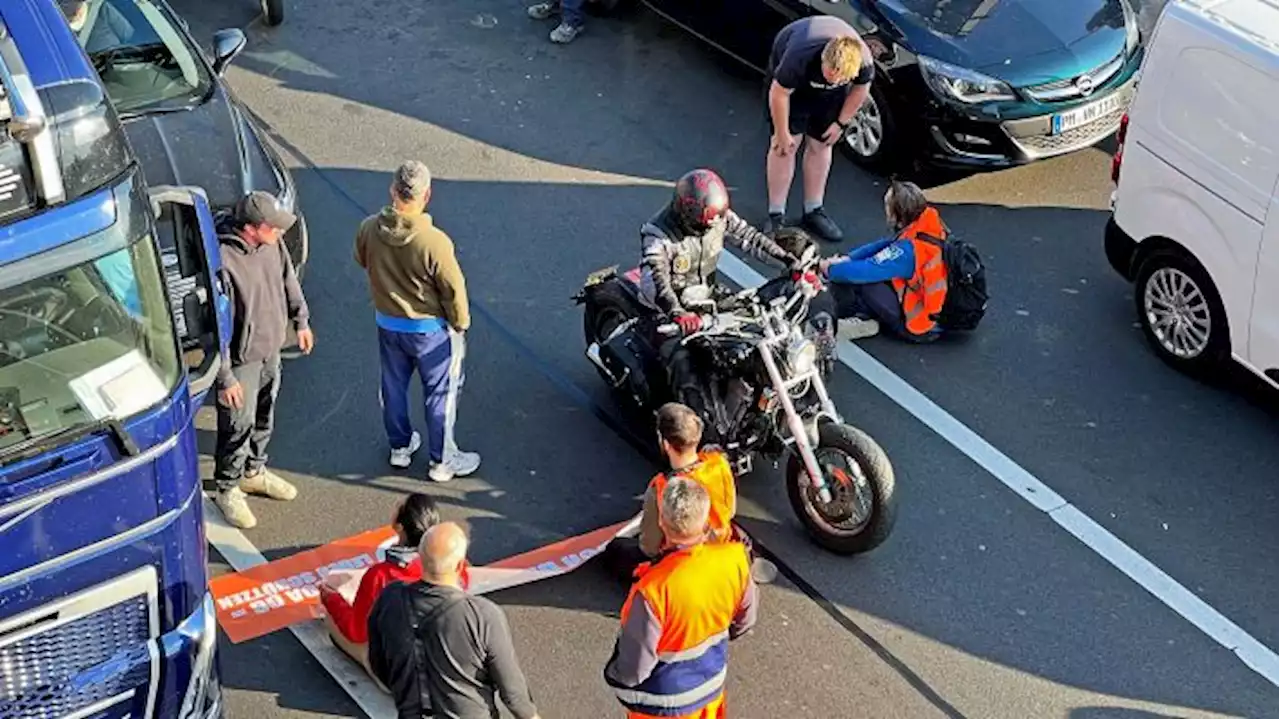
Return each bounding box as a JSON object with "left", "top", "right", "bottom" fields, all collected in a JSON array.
[
  {"left": 604, "top": 478, "right": 758, "bottom": 719},
  {"left": 816, "top": 180, "right": 948, "bottom": 342},
  {"left": 639, "top": 403, "right": 738, "bottom": 558}
]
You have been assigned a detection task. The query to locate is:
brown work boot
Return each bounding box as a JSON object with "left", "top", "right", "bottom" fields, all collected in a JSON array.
[{"left": 240, "top": 468, "right": 298, "bottom": 501}]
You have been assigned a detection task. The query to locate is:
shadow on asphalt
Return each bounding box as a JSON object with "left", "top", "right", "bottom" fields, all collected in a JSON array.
[{"left": 179, "top": 1, "right": 1273, "bottom": 717}]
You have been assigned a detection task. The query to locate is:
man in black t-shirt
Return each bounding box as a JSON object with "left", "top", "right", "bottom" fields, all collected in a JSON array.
[{"left": 764, "top": 16, "right": 874, "bottom": 242}]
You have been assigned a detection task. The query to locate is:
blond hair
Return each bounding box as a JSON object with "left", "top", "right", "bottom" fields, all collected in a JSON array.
[{"left": 821, "top": 37, "right": 864, "bottom": 85}]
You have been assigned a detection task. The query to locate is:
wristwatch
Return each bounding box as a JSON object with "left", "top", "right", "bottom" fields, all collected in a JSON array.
[{"left": 836, "top": 117, "right": 853, "bottom": 132}]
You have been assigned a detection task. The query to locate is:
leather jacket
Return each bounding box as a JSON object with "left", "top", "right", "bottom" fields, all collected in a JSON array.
[{"left": 639, "top": 205, "right": 792, "bottom": 315}]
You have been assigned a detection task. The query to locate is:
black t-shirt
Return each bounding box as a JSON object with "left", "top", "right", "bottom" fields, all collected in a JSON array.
[{"left": 770, "top": 16, "right": 873, "bottom": 101}]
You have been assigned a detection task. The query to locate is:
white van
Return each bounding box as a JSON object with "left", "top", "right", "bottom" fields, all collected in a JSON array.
[{"left": 1105, "top": 0, "right": 1278, "bottom": 388}]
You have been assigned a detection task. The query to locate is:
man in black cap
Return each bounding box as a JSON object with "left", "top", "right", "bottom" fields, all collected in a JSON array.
[{"left": 212, "top": 191, "right": 314, "bottom": 530}]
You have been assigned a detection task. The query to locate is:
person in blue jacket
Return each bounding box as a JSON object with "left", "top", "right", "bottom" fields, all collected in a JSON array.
[{"left": 817, "top": 181, "right": 948, "bottom": 342}]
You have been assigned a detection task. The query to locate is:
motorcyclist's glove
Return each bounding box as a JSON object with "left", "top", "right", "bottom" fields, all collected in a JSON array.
[{"left": 675, "top": 313, "right": 703, "bottom": 336}]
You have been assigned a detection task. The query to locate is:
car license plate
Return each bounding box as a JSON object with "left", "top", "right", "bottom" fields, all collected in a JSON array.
[{"left": 1051, "top": 91, "right": 1127, "bottom": 135}]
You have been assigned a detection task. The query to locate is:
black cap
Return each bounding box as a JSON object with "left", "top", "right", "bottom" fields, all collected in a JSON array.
[{"left": 233, "top": 191, "right": 297, "bottom": 232}]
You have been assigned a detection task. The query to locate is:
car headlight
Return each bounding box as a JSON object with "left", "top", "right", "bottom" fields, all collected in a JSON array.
[
  {"left": 1121, "top": 0, "right": 1141, "bottom": 55},
  {"left": 918, "top": 55, "right": 1016, "bottom": 104}
]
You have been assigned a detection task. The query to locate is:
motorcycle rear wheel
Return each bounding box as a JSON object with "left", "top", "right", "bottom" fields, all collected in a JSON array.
[{"left": 786, "top": 421, "right": 896, "bottom": 555}]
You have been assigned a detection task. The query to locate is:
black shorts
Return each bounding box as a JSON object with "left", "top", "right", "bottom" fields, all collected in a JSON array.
[{"left": 763, "top": 81, "right": 848, "bottom": 142}]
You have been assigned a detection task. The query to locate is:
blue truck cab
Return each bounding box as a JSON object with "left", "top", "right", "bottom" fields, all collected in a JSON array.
[{"left": 0, "top": 1, "right": 229, "bottom": 717}]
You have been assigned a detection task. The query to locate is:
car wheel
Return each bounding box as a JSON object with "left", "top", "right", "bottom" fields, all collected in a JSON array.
[
  {"left": 1133, "top": 249, "right": 1229, "bottom": 378},
  {"left": 260, "top": 0, "right": 284, "bottom": 25},
  {"left": 839, "top": 83, "right": 897, "bottom": 173},
  {"left": 286, "top": 213, "right": 308, "bottom": 282}
]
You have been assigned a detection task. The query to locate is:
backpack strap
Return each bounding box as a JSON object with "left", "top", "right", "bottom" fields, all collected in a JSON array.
[{"left": 408, "top": 587, "right": 470, "bottom": 715}]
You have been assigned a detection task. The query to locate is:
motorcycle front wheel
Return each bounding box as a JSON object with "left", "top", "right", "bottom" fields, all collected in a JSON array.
[{"left": 785, "top": 421, "right": 896, "bottom": 555}]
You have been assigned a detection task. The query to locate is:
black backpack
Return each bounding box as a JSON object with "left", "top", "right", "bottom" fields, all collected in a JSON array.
[{"left": 919, "top": 229, "right": 988, "bottom": 332}]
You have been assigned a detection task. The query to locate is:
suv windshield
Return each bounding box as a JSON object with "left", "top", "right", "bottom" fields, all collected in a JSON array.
[
  {"left": 63, "top": 0, "right": 212, "bottom": 116},
  {"left": 0, "top": 227, "right": 181, "bottom": 458}
]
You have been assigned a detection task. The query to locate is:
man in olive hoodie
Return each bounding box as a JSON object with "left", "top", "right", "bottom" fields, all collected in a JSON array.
[{"left": 355, "top": 161, "right": 480, "bottom": 482}]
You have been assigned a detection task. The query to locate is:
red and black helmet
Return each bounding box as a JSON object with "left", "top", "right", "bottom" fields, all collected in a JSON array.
[{"left": 671, "top": 169, "right": 730, "bottom": 232}]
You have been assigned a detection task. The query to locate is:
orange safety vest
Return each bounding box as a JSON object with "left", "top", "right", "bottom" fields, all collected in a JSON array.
[
  {"left": 650, "top": 450, "right": 736, "bottom": 544},
  {"left": 889, "top": 206, "right": 949, "bottom": 336},
  {"left": 612, "top": 542, "right": 751, "bottom": 719}
]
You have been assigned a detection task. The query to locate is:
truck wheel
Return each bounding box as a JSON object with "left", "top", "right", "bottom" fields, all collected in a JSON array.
[
  {"left": 1133, "top": 249, "right": 1229, "bottom": 379},
  {"left": 261, "top": 0, "right": 284, "bottom": 26}
]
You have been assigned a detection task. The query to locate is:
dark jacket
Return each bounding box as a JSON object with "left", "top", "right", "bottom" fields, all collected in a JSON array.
[
  {"left": 639, "top": 206, "right": 791, "bottom": 316},
  {"left": 215, "top": 232, "right": 309, "bottom": 389},
  {"left": 367, "top": 582, "right": 539, "bottom": 719}
]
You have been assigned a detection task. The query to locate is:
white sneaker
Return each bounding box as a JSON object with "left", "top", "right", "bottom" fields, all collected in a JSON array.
[
  {"left": 214, "top": 488, "right": 257, "bottom": 530},
  {"left": 428, "top": 451, "right": 481, "bottom": 483},
  {"left": 837, "top": 317, "right": 880, "bottom": 340},
  {"left": 389, "top": 431, "right": 422, "bottom": 468}
]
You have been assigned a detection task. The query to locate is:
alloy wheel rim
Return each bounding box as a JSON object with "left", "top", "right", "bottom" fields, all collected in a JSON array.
[
  {"left": 1143, "top": 266, "right": 1212, "bottom": 358},
  {"left": 843, "top": 96, "right": 883, "bottom": 157}
]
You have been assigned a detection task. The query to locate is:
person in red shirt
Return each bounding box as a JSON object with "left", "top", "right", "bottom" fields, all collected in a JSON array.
[{"left": 320, "top": 493, "right": 441, "bottom": 676}]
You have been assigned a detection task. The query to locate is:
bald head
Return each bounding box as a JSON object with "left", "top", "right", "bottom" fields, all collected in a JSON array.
[{"left": 419, "top": 521, "right": 469, "bottom": 581}]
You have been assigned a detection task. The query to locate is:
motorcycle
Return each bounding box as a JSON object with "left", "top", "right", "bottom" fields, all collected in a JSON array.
[{"left": 571, "top": 237, "right": 896, "bottom": 555}]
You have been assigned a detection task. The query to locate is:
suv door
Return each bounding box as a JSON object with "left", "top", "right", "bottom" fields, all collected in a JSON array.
[{"left": 148, "top": 186, "right": 230, "bottom": 403}]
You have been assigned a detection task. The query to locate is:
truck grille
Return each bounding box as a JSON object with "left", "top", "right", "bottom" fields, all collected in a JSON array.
[{"left": 0, "top": 571, "right": 157, "bottom": 719}]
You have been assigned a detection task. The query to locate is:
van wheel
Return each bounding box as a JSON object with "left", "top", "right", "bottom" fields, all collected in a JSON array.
[{"left": 1133, "top": 250, "right": 1229, "bottom": 377}]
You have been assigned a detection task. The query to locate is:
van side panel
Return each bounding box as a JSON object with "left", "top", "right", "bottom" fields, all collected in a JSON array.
[
  {"left": 1249, "top": 190, "right": 1279, "bottom": 376},
  {"left": 1113, "top": 1, "right": 1278, "bottom": 359}
]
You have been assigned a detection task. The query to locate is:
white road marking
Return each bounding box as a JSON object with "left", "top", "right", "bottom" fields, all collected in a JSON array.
[
  {"left": 203, "top": 496, "right": 398, "bottom": 718},
  {"left": 718, "top": 250, "right": 1280, "bottom": 688}
]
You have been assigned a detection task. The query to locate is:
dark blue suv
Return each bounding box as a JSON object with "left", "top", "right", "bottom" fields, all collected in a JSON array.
[{"left": 0, "top": 1, "right": 229, "bottom": 717}]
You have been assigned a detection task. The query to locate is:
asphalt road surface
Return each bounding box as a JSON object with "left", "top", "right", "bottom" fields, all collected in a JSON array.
[{"left": 176, "top": 1, "right": 1276, "bottom": 717}]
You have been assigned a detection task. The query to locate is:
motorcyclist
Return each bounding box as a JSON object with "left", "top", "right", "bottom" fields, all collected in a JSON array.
[{"left": 638, "top": 169, "right": 804, "bottom": 415}]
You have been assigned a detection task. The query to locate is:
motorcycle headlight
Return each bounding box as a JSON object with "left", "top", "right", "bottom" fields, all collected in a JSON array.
[
  {"left": 918, "top": 55, "right": 1016, "bottom": 104},
  {"left": 786, "top": 335, "right": 817, "bottom": 377}
]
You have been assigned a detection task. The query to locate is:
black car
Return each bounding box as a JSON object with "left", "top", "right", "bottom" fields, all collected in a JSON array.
[
  {"left": 68, "top": 0, "right": 307, "bottom": 274},
  {"left": 627, "top": 0, "right": 1144, "bottom": 171}
]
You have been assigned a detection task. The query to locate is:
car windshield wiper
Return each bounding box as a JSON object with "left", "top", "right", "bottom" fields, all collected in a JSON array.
[
  {"left": 0, "top": 415, "right": 141, "bottom": 466},
  {"left": 90, "top": 41, "right": 171, "bottom": 71},
  {"left": 118, "top": 99, "right": 203, "bottom": 121}
]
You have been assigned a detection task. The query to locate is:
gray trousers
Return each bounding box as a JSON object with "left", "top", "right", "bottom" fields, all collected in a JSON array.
[{"left": 214, "top": 355, "right": 282, "bottom": 492}]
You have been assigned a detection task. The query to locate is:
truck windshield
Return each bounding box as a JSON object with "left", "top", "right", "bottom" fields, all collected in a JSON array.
[
  {"left": 0, "top": 231, "right": 181, "bottom": 458},
  {"left": 64, "top": 0, "right": 213, "bottom": 117}
]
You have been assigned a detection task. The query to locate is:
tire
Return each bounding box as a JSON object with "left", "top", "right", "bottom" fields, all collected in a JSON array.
[
  {"left": 286, "top": 213, "right": 308, "bottom": 283},
  {"left": 260, "top": 0, "right": 284, "bottom": 26},
  {"left": 1133, "top": 249, "right": 1229, "bottom": 379},
  {"left": 839, "top": 82, "right": 898, "bottom": 174},
  {"left": 582, "top": 279, "right": 644, "bottom": 389},
  {"left": 786, "top": 421, "right": 896, "bottom": 555}
]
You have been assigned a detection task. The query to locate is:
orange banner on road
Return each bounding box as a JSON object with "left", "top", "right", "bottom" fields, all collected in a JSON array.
[
  {"left": 212, "top": 514, "right": 641, "bottom": 644},
  {"left": 211, "top": 525, "right": 399, "bottom": 644}
]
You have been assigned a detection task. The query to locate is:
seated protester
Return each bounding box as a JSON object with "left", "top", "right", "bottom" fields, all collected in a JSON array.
[
  {"left": 320, "top": 493, "right": 469, "bottom": 676},
  {"left": 817, "top": 180, "right": 949, "bottom": 342}
]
